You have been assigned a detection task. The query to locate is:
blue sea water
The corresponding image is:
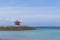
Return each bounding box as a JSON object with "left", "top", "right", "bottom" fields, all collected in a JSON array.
[{"left": 0, "top": 27, "right": 60, "bottom": 40}]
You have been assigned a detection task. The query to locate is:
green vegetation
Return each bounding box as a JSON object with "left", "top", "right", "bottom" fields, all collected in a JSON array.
[{"left": 0, "top": 26, "right": 35, "bottom": 31}]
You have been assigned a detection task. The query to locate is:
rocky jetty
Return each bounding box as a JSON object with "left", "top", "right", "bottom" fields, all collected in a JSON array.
[{"left": 0, "top": 26, "right": 35, "bottom": 31}]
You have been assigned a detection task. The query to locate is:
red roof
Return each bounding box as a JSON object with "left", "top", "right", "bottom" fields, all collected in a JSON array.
[{"left": 15, "top": 20, "right": 21, "bottom": 23}]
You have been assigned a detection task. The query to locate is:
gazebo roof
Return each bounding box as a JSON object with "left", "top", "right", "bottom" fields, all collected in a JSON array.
[{"left": 15, "top": 20, "right": 21, "bottom": 23}]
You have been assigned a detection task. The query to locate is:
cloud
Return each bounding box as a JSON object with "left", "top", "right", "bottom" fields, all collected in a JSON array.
[
  {"left": 0, "top": 6, "right": 59, "bottom": 20},
  {"left": 0, "top": 6, "right": 59, "bottom": 26}
]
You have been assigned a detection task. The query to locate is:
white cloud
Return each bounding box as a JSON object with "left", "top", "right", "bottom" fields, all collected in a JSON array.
[
  {"left": 0, "top": 6, "right": 59, "bottom": 26},
  {"left": 0, "top": 6, "right": 59, "bottom": 22}
]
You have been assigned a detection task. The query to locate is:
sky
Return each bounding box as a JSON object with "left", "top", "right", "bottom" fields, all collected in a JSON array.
[{"left": 0, "top": 0, "right": 59, "bottom": 26}]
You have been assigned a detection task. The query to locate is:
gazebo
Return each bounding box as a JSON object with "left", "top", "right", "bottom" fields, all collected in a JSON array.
[{"left": 15, "top": 20, "right": 21, "bottom": 26}]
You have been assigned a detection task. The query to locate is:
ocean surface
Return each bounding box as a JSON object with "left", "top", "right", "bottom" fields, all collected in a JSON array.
[{"left": 0, "top": 27, "right": 60, "bottom": 40}]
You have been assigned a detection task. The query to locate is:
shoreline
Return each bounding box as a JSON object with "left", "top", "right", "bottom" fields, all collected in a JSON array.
[{"left": 0, "top": 26, "right": 35, "bottom": 31}]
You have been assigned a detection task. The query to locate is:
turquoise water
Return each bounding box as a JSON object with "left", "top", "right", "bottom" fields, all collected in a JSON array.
[{"left": 0, "top": 28, "right": 60, "bottom": 40}]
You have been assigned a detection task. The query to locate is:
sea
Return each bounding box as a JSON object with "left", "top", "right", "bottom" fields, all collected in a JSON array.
[{"left": 0, "top": 27, "right": 60, "bottom": 40}]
